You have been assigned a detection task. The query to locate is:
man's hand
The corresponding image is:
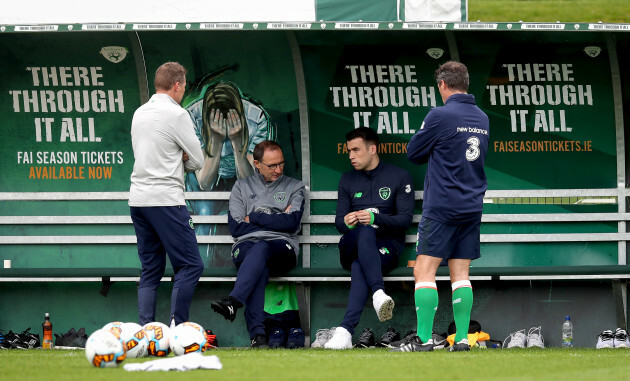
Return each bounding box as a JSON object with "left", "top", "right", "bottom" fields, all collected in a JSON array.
[
  {"left": 285, "top": 205, "right": 292, "bottom": 213},
  {"left": 355, "top": 210, "right": 373, "bottom": 225},
  {"left": 244, "top": 215, "right": 250, "bottom": 223},
  {"left": 344, "top": 211, "right": 358, "bottom": 227},
  {"left": 182, "top": 151, "right": 189, "bottom": 162}
]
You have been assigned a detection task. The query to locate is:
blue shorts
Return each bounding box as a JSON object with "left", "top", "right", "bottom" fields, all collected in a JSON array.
[{"left": 416, "top": 216, "right": 481, "bottom": 261}]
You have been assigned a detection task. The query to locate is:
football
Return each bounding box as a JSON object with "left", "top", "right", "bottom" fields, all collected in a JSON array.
[
  {"left": 102, "top": 321, "right": 123, "bottom": 336},
  {"left": 169, "top": 322, "right": 207, "bottom": 356},
  {"left": 143, "top": 322, "right": 171, "bottom": 357},
  {"left": 85, "top": 329, "right": 127, "bottom": 368},
  {"left": 120, "top": 322, "right": 148, "bottom": 358}
]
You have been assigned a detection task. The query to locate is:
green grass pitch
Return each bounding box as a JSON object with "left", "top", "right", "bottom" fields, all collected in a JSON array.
[
  {"left": 469, "top": 0, "right": 630, "bottom": 23},
  {"left": 2, "top": 347, "right": 630, "bottom": 380}
]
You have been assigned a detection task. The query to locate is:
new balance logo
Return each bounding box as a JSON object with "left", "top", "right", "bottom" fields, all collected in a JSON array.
[
  {"left": 228, "top": 306, "right": 234, "bottom": 315},
  {"left": 453, "top": 298, "right": 462, "bottom": 305}
]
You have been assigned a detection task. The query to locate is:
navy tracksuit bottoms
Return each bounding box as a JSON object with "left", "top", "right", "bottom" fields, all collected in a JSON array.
[
  {"left": 230, "top": 239, "right": 296, "bottom": 339},
  {"left": 338, "top": 225, "right": 400, "bottom": 335},
  {"left": 130, "top": 206, "right": 204, "bottom": 326}
]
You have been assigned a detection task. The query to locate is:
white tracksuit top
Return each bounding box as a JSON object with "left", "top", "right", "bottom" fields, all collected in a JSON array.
[{"left": 129, "top": 93, "right": 204, "bottom": 207}]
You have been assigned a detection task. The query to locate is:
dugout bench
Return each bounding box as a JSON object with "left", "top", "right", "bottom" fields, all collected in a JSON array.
[
  {"left": 1, "top": 189, "right": 629, "bottom": 345},
  {"left": 0, "top": 264, "right": 629, "bottom": 343}
]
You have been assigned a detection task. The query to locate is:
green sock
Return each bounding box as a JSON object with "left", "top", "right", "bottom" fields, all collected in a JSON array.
[
  {"left": 414, "top": 282, "right": 438, "bottom": 343},
  {"left": 452, "top": 280, "right": 473, "bottom": 343}
]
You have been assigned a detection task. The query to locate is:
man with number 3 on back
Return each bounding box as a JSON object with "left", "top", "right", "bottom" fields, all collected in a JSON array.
[{"left": 392, "top": 61, "right": 489, "bottom": 352}]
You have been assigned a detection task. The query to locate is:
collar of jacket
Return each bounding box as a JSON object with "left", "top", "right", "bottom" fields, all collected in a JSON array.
[
  {"left": 151, "top": 93, "right": 180, "bottom": 106},
  {"left": 445, "top": 93, "right": 476, "bottom": 105},
  {"left": 361, "top": 159, "right": 384, "bottom": 178},
  {"left": 255, "top": 168, "right": 284, "bottom": 188}
]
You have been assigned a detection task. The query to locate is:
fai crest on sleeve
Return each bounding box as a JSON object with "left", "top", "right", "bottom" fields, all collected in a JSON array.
[{"left": 379, "top": 187, "right": 391, "bottom": 200}]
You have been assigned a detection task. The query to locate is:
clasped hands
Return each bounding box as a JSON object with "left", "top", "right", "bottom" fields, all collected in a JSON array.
[{"left": 344, "top": 210, "right": 373, "bottom": 227}]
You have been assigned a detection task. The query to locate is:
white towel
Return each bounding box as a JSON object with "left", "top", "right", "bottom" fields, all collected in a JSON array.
[{"left": 123, "top": 353, "right": 222, "bottom": 372}]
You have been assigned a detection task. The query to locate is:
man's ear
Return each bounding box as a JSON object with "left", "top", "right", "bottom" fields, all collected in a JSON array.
[{"left": 369, "top": 144, "right": 377, "bottom": 154}]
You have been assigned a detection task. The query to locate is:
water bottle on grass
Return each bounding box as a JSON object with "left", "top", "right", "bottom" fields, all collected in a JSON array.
[{"left": 562, "top": 315, "right": 573, "bottom": 348}]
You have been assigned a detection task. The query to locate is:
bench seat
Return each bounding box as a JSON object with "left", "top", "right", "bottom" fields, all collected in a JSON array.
[{"left": 2, "top": 265, "right": 630, "bottom": 282}]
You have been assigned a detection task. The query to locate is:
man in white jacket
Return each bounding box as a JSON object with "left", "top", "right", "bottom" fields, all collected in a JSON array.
[{"left": 129, "top": 62, "right": 205, "bottom": 326}]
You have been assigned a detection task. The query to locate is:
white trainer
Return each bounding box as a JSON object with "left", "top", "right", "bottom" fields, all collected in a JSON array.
[
  {"left": 613, "top": 328, "right": 630, "bottom": 348},
  {"left": 503, "top": 329, "right": 526, "bottom": 348},
  {"left": 324, "top": 327, "right": 353, "bottom": 349},
  {"left": 372, "top": 289, "right": 394, "bottom": 322},
  {"left": 311, "top": 327, "right": 335, "bottom": 348},
  {"left": 526, "top": 326, "right": 545, "bottom": 348},
  {"left": 597, "top": 330, "right": 615, "bottom": 349}
]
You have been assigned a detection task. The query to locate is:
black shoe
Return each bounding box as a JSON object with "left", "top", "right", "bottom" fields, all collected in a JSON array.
[
  {"left": 23, "top": 329, "right": 41, "bottom": 349},
  {"left": 432, "top": 332, "right": 447, "bottom": 349},
  {"left": 0, "top": 331, "right": 18, "bottom": 349},
  {"left": 377, "top": 326, "right": 400, "bottom": 348},
  {"left": 449, "top": 339, "right": 470, "bottom": 352},
  {"left": 268, "top": 328, "right": 287, "bottom": 348},
  {"left": 387, "top": 330, "right": 417, "bottom": 348},
  {"left": 57, "top": 328, "right": 87, "bottom": 348},
  {"left": 389, "top": 335, "right": 434, "bottom": 352},
  {"left": 211, "top": 296, "right": 242, "bottom": 322},
  {"left": 251, "top": 334, "right": 269, "bottom": 348},
  {"left": 354, "top": 328, "right": 375, "bottom": 348},
  {"left": 10, "top": 328, "right": 40, "bottom": 349},
  {"left": 73, "top": 328, "right": 88, "bottom": 348},
  {"left": 55, "top": 328, "right": 76, "bottom": 347},
  {"left": 286, "top": 328, "right": 305, "bottom": 349}
]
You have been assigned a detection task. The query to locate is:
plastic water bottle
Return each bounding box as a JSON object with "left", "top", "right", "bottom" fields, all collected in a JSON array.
[
  {"left": 562, "top": 315, "right": 573, "bottom": 348},
  {"left": 42, "top": 312, "right": 53, "bottom": 349}
]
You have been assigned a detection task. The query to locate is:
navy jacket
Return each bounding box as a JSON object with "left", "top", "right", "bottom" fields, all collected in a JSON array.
[
  {"left": 407, "top": 93, "right": 489, "bottom": 223},
  {"left": 335, "top": 160, "right": 415, "bottom": 245}
]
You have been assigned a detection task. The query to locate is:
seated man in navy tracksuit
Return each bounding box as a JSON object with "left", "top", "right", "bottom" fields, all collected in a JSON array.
[
  {"left": 325, "top": 127, "right": 415, "bottom": 349},
  {"left": 211, "top": 140, "right": 305, "bottom": 348}
]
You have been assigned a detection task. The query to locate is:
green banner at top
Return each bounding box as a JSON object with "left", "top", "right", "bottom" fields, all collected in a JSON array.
[{"left": 0, "top": 29, "right": 622, "bottom": 195}]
